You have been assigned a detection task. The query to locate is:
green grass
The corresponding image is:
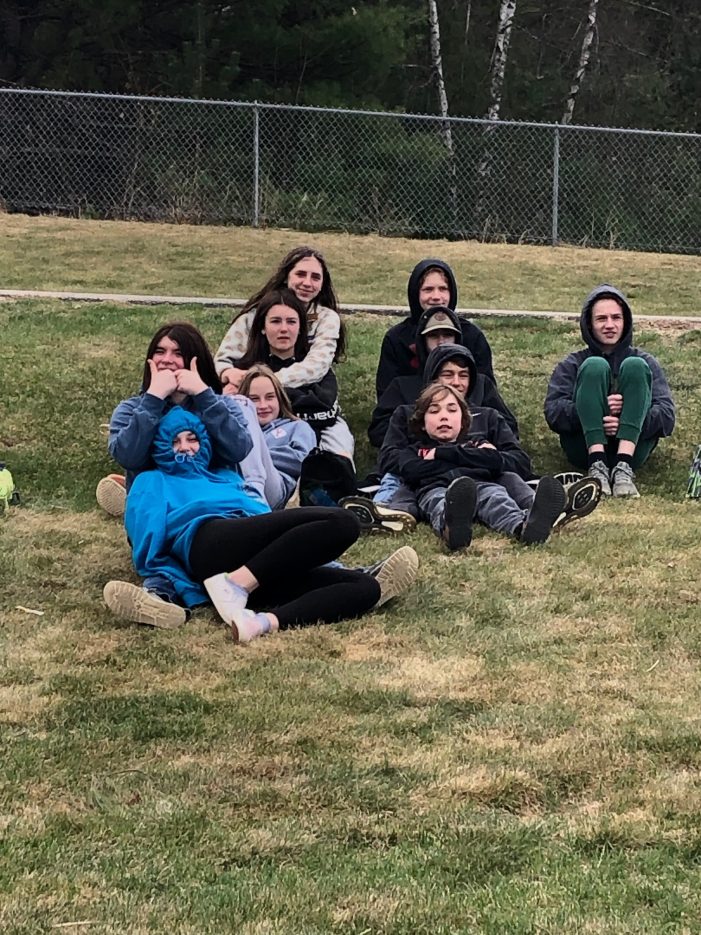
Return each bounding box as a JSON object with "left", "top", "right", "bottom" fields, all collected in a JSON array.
[
  {"left": 2, "top": 213, "right": 701, "bottom": 315},
  {"left": 2, "top": 224, "right": 701, "bottom": 932}
]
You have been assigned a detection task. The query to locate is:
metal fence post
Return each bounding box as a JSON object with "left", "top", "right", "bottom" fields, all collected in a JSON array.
[
  {"left": 551, "top": 125, "right": 560, "bottom": 246},
  {"left": 252, "top": 101, "right": 260, "bottom": 228}
]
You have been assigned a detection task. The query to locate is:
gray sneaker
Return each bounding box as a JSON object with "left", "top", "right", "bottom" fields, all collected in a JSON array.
[
  {"left": 611, "top": 461, "right": 641, "bottom": 498},
  {"left": 587, "top": 460, "right": 612, "bottom": 497}
]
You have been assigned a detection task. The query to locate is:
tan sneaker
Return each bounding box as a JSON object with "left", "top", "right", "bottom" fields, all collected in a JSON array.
[
  {"left": 103, "top": 580, "right": 187, "bottom": 628},
  {"left": 369, "top": 546, "right": 420, "bottom": 608},
  {"left": 96, "top": 474, "right": 127, "bottom": 516}
]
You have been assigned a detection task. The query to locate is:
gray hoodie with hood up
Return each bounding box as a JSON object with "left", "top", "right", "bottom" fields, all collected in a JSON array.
[{"left": 544, "top": 284, "right": 675, "bottom": 441}]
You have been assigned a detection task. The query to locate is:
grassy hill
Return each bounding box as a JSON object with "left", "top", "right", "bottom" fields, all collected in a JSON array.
[{"left": 1, "top": 219, "right": 701, "bottom": 933}]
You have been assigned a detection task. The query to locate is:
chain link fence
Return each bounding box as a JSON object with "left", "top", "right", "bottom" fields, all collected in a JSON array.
[{"left": 1, "top": 88, "right": 699, "bottom": 254}]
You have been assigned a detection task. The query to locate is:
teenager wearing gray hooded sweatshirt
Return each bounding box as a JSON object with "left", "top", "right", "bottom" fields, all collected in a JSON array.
[{"left": 544, "top": 284, "right": 675, "bottom": 498}]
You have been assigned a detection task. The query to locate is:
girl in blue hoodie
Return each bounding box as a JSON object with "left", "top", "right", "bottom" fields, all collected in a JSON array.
[{"left": 120, "top": 406, "right": 379, "bottom": 643}]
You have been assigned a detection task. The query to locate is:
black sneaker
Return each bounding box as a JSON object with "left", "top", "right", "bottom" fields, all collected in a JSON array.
[
  {"left": 553, "top": 476, "right": 601, "bottom": 529},
  {"left": 520, "top": 475, "right": 567, "bottom": 545},
  {"left": 442, "top": 477, "right": 477, "bottom": 551},
  {"left": 339, "top": 496, "right": 416, "bottom": 535}
]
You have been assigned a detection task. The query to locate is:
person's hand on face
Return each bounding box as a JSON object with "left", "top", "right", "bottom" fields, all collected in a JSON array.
[
  {"left": 147, "top": 359, "right": 178, "bottom": 399},
  {"left": 174, "top": 357, "right": 207, "bottom": 396},
  {"left": 221, "top": 367, "right": 247, "bottom": 395},
  {"left": 607, "top": 393, "right": 623, "bottom": 415},
  {"left": 603, "top": 415, "right": 620, "bottom": 436}
]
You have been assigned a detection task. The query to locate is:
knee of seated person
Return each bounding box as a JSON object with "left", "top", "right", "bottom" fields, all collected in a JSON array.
[
  {"left": 619, "top": 356, "right": 650, "bottom": 379},
  {"left": 333, "top": 505, "right": 362, "bottom": 541},
  {"left": 579, "top": 356, "right": 611, "bottom": 380}
]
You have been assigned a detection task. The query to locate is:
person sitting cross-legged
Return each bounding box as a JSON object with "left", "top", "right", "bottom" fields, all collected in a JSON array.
[{"left": 544, "top": 284, "right": 675, "bottom": 498}]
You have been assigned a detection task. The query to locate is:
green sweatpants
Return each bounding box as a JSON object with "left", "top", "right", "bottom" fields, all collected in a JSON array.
[{"left": 559, "top": 356, "right": 656, "bottom": 470}]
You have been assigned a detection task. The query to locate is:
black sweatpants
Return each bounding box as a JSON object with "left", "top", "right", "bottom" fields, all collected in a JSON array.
[{"left": 189, "top": 507, "right": 380, "bottom": 630}]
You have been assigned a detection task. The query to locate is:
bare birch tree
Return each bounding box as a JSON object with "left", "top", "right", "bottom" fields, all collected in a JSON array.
[
  {"left": 562, "top": 0, "right": 599, "bottom": 125},
  {"left": 486, "top": 0, "right": 517, "bottom": 121},
  {"left": 427, "top": 0, "right": 458, "bottom": 230},
  {"left": 476, "top": 0, "right": 517, "bottom": 237},
  {"left": 427, "top": 0, "right": 454, "bottom": 158}
]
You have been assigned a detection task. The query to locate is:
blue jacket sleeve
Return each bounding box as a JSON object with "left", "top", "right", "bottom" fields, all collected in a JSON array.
[
  {"left": 190, "top": 389, "right": 253, "bottom": 467},
  {"left": 267, "top": 421, "right": 317, "bottom": 485},
  {"left": 108, "top": 393, "right": 168, "bottom": 471}
]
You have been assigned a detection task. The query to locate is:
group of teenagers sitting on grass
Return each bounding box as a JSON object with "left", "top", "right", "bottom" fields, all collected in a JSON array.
[{"left": 100, "top": 246, "right": 676, "bottom": 643}]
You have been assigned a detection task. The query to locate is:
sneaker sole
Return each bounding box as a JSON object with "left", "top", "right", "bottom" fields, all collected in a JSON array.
[
  {"left": 553, "top": 471, "right": 584, "bottom": 488},
  {"left": 444, "top": 479, "right": 477, "bottom": 551},
  {"left": 96, "top": 477, "right": 127, "bottom": 517},
  {"left": 374, "top": 546, "right": 420, "bottom": 608},
  {"left": 554, "top": 477, "right": 602, "bottom": 529},
  {"left": 340, "top": 497, "right": 416, "bottom": 536},
  {"left": 103, "top": 581, "right": 186, "bottom": 629},
  {"left": 522, "top": 476, "right": 567, "bottom": 544}
]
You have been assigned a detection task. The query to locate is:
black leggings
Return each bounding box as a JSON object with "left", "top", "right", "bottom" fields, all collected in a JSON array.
[{"left": 189, "top": 507, "right": 380, "bottom": 630}]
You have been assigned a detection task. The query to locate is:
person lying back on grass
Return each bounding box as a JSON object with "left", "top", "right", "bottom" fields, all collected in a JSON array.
[
  {"left": 396, "top": 383, "right": 571, "bottom": 551},
  {"left": 106, "top": 407, "right": 413, "bottom": 643}
]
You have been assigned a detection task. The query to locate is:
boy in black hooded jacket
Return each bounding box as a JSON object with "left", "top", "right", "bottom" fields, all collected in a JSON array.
[
  {"left": 368, "top": 306, "right": 517, "bottom": 449},
  {"left": 544, "top": 284, "right": 675, "bottom": 498},
  {"left": 398, "top": 384, "right": 566, "bottom": 550},
  {"left": 375, "top": 259, "right": 494, "bottom": 400}
]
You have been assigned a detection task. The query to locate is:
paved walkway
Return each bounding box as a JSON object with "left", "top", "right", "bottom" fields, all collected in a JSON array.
[{"left": 2, "top": 288, "right": 701, "bottom": 324}]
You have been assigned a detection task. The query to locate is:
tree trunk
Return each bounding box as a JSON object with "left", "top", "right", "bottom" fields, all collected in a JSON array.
[
  {"left": 476, "top": 0, "right": 517, "bottom": 239},
  {"left": 562, "top": 0, "right": 599, "bottom": 125},
  {"left": 427, "top": 0, "right": 459, "bottom": 234},
  {"left": 486, "top": 0, "right": 517, "bottom": 121},
  {"left": 427, "top": 0, "right": 454, "bottom": 158}
]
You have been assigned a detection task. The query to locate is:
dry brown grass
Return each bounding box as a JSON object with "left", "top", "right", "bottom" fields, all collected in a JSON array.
[{"left": 2, "top": 214, "right": 700, "bottom": 315}]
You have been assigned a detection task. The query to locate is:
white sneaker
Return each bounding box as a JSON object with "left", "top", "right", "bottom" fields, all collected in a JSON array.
[
  {"left": 103, "top": 581, "right": 186, "bottom": 629},
  {"left": 204, "top": 573, "right": 248, "bottom": 625},
  {"left": 231, "top": 608, "right": 266, "bottom": 643}
]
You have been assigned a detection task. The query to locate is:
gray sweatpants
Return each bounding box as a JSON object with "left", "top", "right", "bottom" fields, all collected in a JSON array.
[{"left": 418, "top": 472, "right": 535, "bottom": 537}]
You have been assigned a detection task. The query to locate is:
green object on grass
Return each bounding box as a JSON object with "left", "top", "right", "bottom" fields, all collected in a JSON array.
[
  {"left": 687, "top": 445, "right": 701, "bottom": 499},
  {"left": 0, "top": 462, "right": 18, "bottom": 509}
]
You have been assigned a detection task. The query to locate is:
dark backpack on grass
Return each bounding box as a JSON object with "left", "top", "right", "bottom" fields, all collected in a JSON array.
[{"left": 299, "top": 449, "right": 356, "bottom": 507}]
